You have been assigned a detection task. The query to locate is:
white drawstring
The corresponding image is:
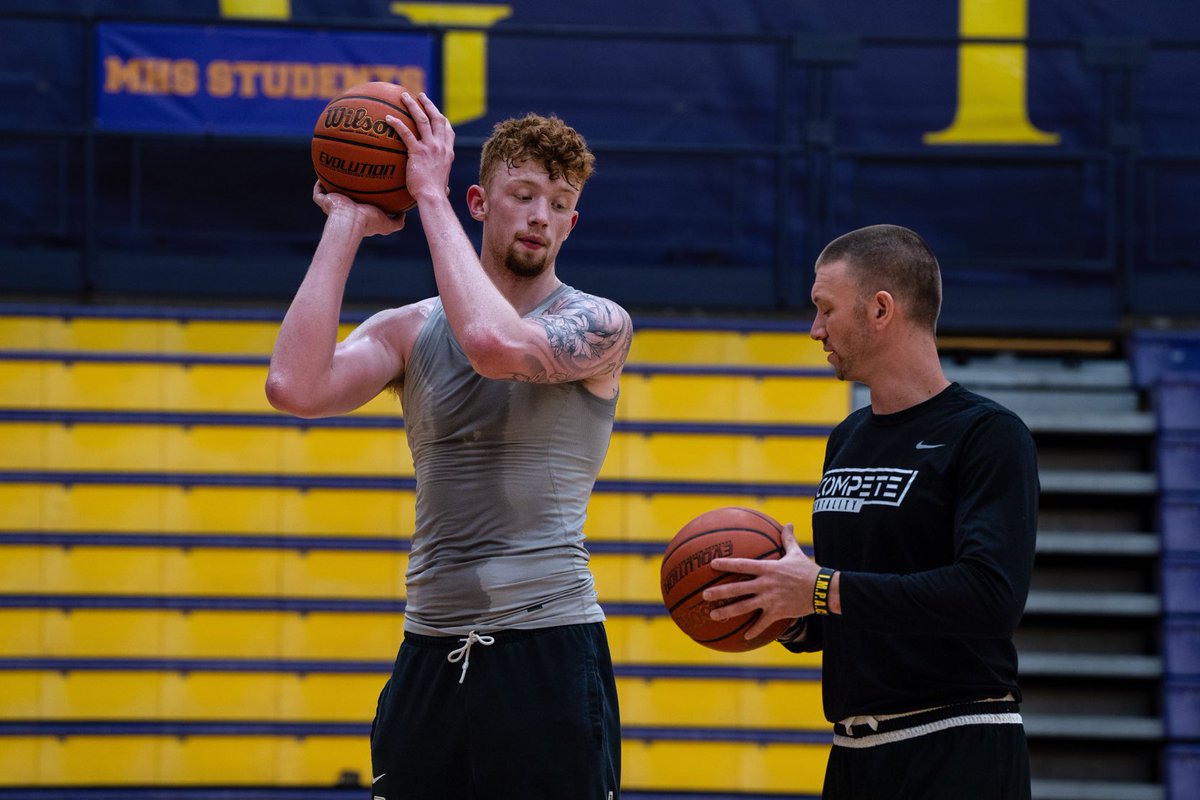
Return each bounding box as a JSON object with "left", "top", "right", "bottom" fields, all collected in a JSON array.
[
  {"left": 447, "top": 631, "right": 495, "bottom": 684},
  {"left": 840, "top": 715, "right": 881, "bottom": 735}
]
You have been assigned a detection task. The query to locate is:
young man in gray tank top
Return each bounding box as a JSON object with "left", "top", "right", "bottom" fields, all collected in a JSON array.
[{"left": 267, "top": 92, "right": 632, "bottom": 799}]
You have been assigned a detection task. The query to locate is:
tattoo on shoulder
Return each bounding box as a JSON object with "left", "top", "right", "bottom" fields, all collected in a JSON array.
[{"left": 514, "top": 292, "right": 632, "bottom": 383}]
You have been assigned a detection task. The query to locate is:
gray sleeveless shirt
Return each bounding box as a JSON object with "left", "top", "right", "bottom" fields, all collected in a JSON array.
[{"left": 399, "top": 285, "right": 617, "bottom": 635}]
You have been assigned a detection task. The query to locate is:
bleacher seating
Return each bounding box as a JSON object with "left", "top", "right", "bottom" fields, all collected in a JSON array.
[
  {"left": 0, "top": 306, "right": 842, "bottom": 797},
  {"left": 5, "top": 307, "right": 1199, "bottom": 799},
  {"left": 1138, "top": 332, "right": 1200, "bottom": 800}
]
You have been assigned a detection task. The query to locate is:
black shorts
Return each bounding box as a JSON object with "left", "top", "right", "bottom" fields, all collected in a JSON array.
[
  {"left": 823, "top": 716, "right": 1031, "bottom": 800},
  {"left": 369, "top": 621, "right": 621, "bottom": 800}
]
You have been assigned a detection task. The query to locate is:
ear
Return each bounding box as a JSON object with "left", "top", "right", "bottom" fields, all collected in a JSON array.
[
  {"left": 467, "top": 185, "right": 487, "bottom": 221},
  {"left": 871, "top": 291, "right": 895, "bottom": 328},
  {"left": 566, "top": 209, "right": 579, "bottom": 236}
]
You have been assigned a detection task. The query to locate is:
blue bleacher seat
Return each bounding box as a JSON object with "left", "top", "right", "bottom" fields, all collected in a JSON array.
[
  {"left": 1131, "top": 331, "right": 1200, "bottom": 388},
  {"left": 1162, "top": 557, "right": 1200, "bottom": 615},
  {"left": 1158, "top": 435, "right": 1200, "bottom": 493},
  {"left": 1165, "top": 680, "right": 1200, "bottom": 739},
  {"left": 1161, "top": 494, "right": 1200, "bottom": 554},
  {"left": 1164, "top": 618, "right": 1200, "bottom": 677},
  {"left": 1157, "top": 373, "right": 1200, "bottom": 432},
  {"left": 1168, "top": 744, "right": 1200, "bottom": 800}
]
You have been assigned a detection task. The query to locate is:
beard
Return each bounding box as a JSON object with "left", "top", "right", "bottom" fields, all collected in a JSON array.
[{"left": 503, "top": 244, "right": 550, "bottom": 278}]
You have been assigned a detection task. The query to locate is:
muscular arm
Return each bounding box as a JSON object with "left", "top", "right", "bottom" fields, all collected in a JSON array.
[
  {"left": 418, "top": 188, "right": 632, "bottom": 394},
  {"left": 392, "top": 92, "right": 633, "bottom": 397},
  {"left": 420, "top": 195, "right": 633, "bottom": 393},
  {"left": 492, "top": 290, "right": 633, "bottom": 396},
  {"left": 265, "top": 193, "right": 426, "bottom": 418}
]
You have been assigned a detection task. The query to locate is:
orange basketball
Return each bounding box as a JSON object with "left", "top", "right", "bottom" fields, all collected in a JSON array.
[
  {"left": 311, "top": 82, "right": 419, "bottom": 214},
  {"left": 660, "top": 506, "right": 792, "bottom": 652}
]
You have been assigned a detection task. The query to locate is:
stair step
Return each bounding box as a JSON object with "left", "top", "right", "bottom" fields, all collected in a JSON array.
[
  {"left": 1023, "top": 713, "right": 1163, "bottom": 740},
  {"left": 1039, "top": 470, "right": 1158, "bottom": 496},
  {"left": 1019, "top": 653, "right": 1162, "bottom": 679},
  {"left": 1031, "top": 778, "right": 1163, "bottom": 800},
  {"left": 1025, "top": 591, "right": 1161, "bottom": 618},
  {"left": 981, "top": 388, "right": 1142, "bottom": 414},
  {"left": 943, "top": 358, "right": 1133, "bottom": 390},
  {"left": 1019, "top": 410, "right": 1155, "bottom": 435},
  {"left": 1036, "top": 531, "right": 1159, "bottom": 557}
]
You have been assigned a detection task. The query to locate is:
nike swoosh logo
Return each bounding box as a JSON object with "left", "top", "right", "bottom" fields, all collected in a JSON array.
[
  {"left": 373, "top": 773, "right": 387, "bottom": 784},
  {"left": 915, "top": 441, "right": 945, "bottom": 450}
]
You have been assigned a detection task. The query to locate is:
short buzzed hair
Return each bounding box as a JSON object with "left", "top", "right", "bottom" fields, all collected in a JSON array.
[
  {"left": 479, "top": 113, "right": 595, "bottom": 191},
  {"left": 816, "top": 224, "right": 942, "bottom": 332}
]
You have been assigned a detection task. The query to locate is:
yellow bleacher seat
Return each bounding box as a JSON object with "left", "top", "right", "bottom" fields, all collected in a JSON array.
[
  {"left": 0, "top": 357, "right": 847, "bottom": 424},
  {"left": 0, "top": 360, "right": 283, "bottom": 414},
  {"left": 620, "top": 370, "right": 849, "bottom": 425},
  {"left": 0, "top": 421, "right": 417, "bottom": 475},
  {"left": 623, "top": 739, "right": 829, "bottom": 794},
  {"left": 0, "top": 484, "right": 816, "bottom": 543},
  {"left": 0, "top": 732, "right": 830, "bottom": 792},
  {"left": 0, "top": 544, "right": 668, "bottom": 605},
  {"left": 0, "top": 545, "right": 407, "bottom": 599},
  {"left": 0, "top": 420, "right": 828, "bottom": 484},
  {"left": 1, "top": 543, "right": 796, "bottom": 613},
  {"left": 0, "top": 670, "right": 385, "bottom": 721},
  {"left": 0, "top": 314, "right": 828, "bottom": 368},
  {"left": 0, "top": 607, "right": 820, "bottom": 669},
  {"left": 0, "top": 315, "right": 292, "bottom": 356},
  {"left": 0, "top": 733, "right": 369, "bottom": 786},
  {"left": 0, "top": 669, "right": 824, "bottom": 731},
  {"left": 0, "top": 484, "right": 419, "bottom": 540}
]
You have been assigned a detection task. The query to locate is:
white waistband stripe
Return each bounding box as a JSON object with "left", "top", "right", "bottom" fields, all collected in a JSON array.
[{"left": 832, "top": 712, "right": 1024, "bottom": 749}]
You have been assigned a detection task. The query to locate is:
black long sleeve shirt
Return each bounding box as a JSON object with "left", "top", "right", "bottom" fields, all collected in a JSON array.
[{"left": 788, "top": 383, "right": 1039, "bottom": 722}]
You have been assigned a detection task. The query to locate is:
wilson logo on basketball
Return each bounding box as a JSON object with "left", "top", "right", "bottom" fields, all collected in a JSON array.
[
  {"left": 661, "top": 539, "right": 733, "bottom": 594},
  {"left": 321, "top": 105, "right": 401, "bottom": 140},
  {"left": 311, "top": 82, "right": 417, "bottom": 214}
]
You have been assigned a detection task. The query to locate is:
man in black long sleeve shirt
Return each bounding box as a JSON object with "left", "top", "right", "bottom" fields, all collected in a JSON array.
[{"left": 705, "top": 224, "right": 1038, "bottom": 799}]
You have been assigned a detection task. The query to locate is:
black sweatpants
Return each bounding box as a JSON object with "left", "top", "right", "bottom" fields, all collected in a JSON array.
[
  {"left": 823, "top": 722, "right": 1031, "bottom": 800},
  {"left": 369, "top": 622, "right": 621, "bottom": 800}
]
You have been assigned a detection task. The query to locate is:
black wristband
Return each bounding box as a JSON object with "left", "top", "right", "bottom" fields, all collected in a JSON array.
[{"left": 813, "top": 567, "right": 835, "bottom": 615}]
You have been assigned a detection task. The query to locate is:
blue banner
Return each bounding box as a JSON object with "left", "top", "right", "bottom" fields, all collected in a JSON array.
[{"left": 95, "top": 22, "right": 435, "bottom": 135}]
